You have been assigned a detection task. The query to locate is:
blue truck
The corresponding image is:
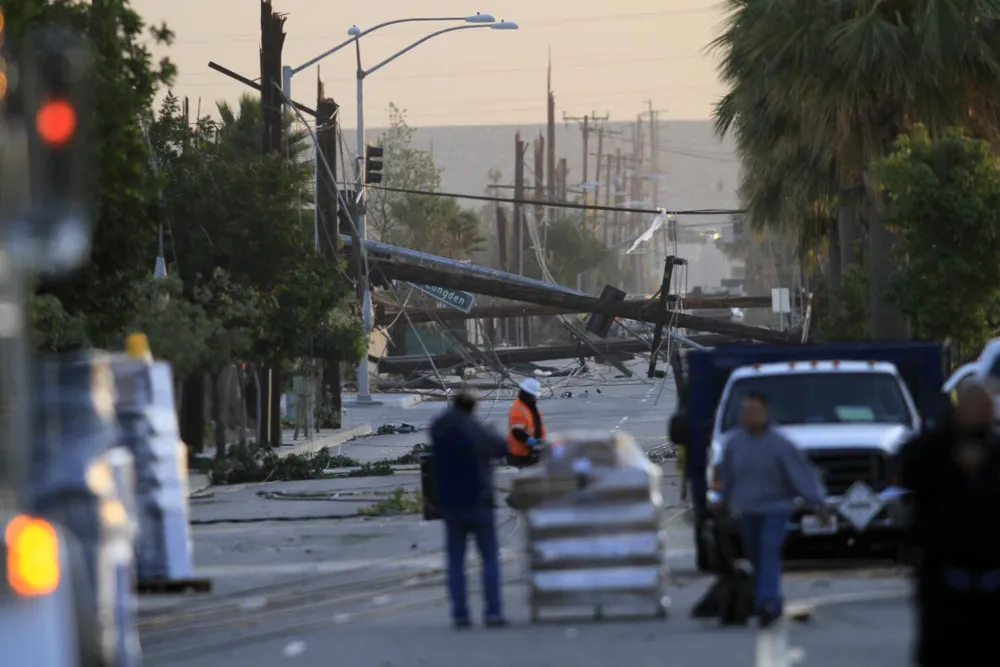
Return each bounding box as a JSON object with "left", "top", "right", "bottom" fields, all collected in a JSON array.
[{"left": 668, "top": 340, "right": 949, "bottom": 572}]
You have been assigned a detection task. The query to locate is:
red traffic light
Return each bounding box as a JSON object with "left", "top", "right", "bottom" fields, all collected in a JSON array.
[{"left": 36, "top": 98, "right": 77, "bottom": 146}]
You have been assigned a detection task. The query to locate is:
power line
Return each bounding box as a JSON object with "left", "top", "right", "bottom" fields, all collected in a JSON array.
[
  {"left": 369, "top": 184, "right": 744, "bottom": 215},
  {"left": 174, "top": 53, "right": 706, "bottom": 82},
  {"left": 169, "top": 7, "right": 716, "bottom": 44}
]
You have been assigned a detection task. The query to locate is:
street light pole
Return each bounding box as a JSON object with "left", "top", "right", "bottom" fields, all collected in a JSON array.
[
  {"left": 280, "top": 14, "right": 497, "bottom": 266},
  {"left": 278, "top": 14, "right": 518, "bottom": 404},
  {"left": 350, "top": 20, "right": 518, "bottom": 403}
]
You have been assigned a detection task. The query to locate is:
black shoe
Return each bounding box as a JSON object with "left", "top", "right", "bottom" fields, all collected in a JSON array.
[
  {"left": 453, "top": 617, "right": 472, "bottom": 630},
  {"left": 758, "top": 604, "right": 780, "bottom": 629},
  {"left": 485, "top": 616, "right": 508, "bottom": 628}
]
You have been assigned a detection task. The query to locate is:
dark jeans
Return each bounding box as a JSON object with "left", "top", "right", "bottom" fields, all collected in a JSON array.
[
  {"left": 738, "top": 511, "right": 789, "bottom": 615},
  {"left": 916, "top": 564, "right": 1000, "bottom": 666},
  {"left": 442, "top": 505, "right": 502, "bottom": 621}
]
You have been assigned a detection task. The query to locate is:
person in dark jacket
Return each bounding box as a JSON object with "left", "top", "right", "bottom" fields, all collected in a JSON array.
[
  {"left": 899, "top": 381, "right": 1000, "bottom": 666},
  {"left": 430, "top": 391, "right": 509, "bottom": 629}
]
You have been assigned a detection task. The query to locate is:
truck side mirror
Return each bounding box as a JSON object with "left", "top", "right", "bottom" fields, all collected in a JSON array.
[{"left": 669, "top": 412, "right": 689, "bottom": 445}]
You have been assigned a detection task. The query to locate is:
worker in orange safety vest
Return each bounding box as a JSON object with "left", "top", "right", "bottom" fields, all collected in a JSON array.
[{"left": 507, "top": 378, "right": 545, "bottom": 468}]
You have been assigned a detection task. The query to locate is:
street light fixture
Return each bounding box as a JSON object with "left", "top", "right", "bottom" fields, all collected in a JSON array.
[{"left": 280, "top": 13, "right": 518, "bottom": 404}]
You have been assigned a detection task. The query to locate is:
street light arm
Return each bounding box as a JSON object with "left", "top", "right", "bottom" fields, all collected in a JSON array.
[
  {"left": 359, "top": 16, "right": 472, "bottom": 39},
  {"left": 291, "top": 16, "right": 472, "bottom": 74},
  {"left": 363, "top": 24, "right": 489, "bottom": 77}
]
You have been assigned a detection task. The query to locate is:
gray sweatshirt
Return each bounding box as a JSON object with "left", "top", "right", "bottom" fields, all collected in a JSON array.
[{"left": 719, "top": 428, "right": 826, "bottom": 515}]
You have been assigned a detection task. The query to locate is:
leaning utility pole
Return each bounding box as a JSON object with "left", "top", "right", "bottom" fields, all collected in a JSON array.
[{"left": 315, "top": 74, "right": 342, "bottom": 428}]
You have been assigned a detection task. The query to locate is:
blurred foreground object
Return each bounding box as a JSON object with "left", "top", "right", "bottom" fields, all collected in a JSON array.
[
  {"left": 3, "top": 26, "right": 94, "bottom": 275},
  {"left": 0, "top": 20, "right": 104, "bottom": 667},
  {"left": 509, "top": 430, "right": 669, "bottom": 622},
  {"left": 113, "top": 333, "right": 195, "bottom": 584},
  {"left": 30, "top": 352, "right": 140, "bottom": 667}
]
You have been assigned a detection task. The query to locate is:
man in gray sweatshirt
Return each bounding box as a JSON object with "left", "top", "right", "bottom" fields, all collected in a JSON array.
[{"left": 719, "top": 391, "right": 829, "bottom": 626}]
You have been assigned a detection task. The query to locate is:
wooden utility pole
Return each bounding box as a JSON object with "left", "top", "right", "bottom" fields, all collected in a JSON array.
[
  {"left": 593, "top": 126, "right": 604, "bottom": 229},
  {"left": 514, "top": 133, "right": 526, "bottom": 345},
  {"left": 546, "top": 53, "right": 557, "bottom": 206},
  {"left": 613, "top": 149, "right": 623, "bottom": 249},
  {"left": 631, "top": 118, "right": 645, "bottom": 294},
  {"left": 558, "top": 158, "right": 569, "bottom": 202},
  {"left": 602, "top": 154, "right": 613, "bottom": 246},
  {"left": 258, "top": 0, "right": 286, "bottom": 449},
  {"left": 315, "top": 74, "right": 342, "bottom": 429},
  {"left": 533, "top": 135, "right": 545, "bottom": 239},
  {"left": 563, "top": 111, "right": 610, "bottom": 189},
  {"left": 259, "top": 0, "right": 285, "bottom": 157}
]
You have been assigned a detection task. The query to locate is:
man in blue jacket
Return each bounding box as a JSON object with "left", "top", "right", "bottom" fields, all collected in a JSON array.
[
  {"left": 719, "top": 391, "right": 828, "bottom": 627},
  {"left": 430, "top": 391, "right": 509, "bottom": 629}
]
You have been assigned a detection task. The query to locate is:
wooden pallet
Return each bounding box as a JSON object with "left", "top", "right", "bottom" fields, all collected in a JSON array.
[{"left": 136, "top": 578, "right": 212, "bottom": 595}]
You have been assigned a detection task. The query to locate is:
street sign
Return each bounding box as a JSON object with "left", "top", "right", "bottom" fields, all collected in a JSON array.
[
  {"left": 407, "top": 282, "right": 476, "bottom": 313},
  {"left": 837, "top": 481, "right": 885, "bottom": 532}
]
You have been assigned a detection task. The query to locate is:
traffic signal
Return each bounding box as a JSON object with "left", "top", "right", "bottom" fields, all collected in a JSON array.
[
  {"left": 364, "top": 143, "right": 383, "bottom": 185},
  {"left": 18, "top": 28, "right": 95, "bottom": 274},
  {"left": 667, "top": 216, "right": 677, "bottom": 242}
]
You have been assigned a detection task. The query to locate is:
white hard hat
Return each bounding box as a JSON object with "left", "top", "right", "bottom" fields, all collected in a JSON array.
[{"left": 519, "top": 378, "right": 541, "bottom": 397}]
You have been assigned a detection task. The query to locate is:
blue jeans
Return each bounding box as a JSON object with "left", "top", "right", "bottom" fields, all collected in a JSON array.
[
  {"left": 442, "top": 505, "right": 502, "bottom": 620},
  {"left": 738, "top": 512, "right": 789, "bottom": 614}
]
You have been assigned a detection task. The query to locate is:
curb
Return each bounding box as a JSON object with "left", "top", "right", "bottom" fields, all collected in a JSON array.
[
  {"left": 185, "top": 424, "right": 376, "bottom": 497},
  {"left": 274, "top": 423, "right": 374, "bottom": 459}
]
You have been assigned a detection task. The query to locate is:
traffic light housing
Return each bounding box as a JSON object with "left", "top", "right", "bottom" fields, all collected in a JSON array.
[
  {"left": 364, "top": 144, "right": 383, "bottom": 185},
  {"left": 16, "top": 28, "right": 94, "bottom": 274},
  {"left": 667, "top": 216, "right": 677, "bottom": 242}
]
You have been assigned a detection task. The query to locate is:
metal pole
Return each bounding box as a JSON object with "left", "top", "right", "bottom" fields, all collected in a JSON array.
[
  {"left": 354, "top": 54, "right": 373, "bottom": 403},
  {"left": 0, "top": 249, "right": 30, "bottom": 507}
]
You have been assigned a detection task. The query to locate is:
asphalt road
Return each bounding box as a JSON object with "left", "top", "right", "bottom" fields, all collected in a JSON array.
[{"left": 139, "top": 362, "right": 917, "bottom": 666}]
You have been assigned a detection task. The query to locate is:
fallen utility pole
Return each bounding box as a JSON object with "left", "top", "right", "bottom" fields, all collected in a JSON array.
[
  {"left": 374, "top": 296, "right": 772, "bottom": 326},
  {"left": 343, "top": 235, "right": 793, "bottom": 344},
  {"left": 378, "top": 337, "right": 649, "bottom": 375}
]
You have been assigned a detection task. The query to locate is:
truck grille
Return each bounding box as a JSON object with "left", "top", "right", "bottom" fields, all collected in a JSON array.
[{"left": 806, "top": 449, "right": 890, "bottom": 496}]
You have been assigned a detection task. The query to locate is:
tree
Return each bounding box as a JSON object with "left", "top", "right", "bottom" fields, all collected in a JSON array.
[
  {"left": 6, "top": 0, "right": 176, "bottom": 347},
  {"left": 367, "top": 103, "right": 441, "bottom": 246},
  {"left": 122, "top": 274, "right": 218, "bottom": 381},
  {"left": 710, "top": 0, "right": 1000, "bottom": 338},
  {"left": 875, "top": 126, "right": 1000, "bottom": 355}
]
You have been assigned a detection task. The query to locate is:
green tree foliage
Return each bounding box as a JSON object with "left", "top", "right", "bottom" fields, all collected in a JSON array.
[
  {"left": 874, "top": 126, "right": 1000, "bottom": 354},
  {"left": 710, "top": 0, "right": 1000, "bottom": 338},
  {"left": 29, "top": 293, "right": 89, "bottom": 352},
  {"left": 367, "top": 103, "right": 486, "bottom": 258},
  {"left": 525, "top": 217, "right": 612, "bottom": 287},
  {"left": 5, "top": 0, "right": 176, "bottom": 346},
  {"left": 122, "top": 274, "right": 217, "bottom": 380},
  {"left": 146, "top": 93, "right": 361, "bottom": 369}
]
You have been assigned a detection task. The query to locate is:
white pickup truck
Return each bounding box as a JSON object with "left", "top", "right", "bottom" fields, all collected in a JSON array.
[{"left": 700, "top": 359, "right": 917, "bottom": 570}]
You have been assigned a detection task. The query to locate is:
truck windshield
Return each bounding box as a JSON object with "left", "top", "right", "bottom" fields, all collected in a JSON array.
[{"left": 720, "top": 372, "right": 911, "bottom": 431}]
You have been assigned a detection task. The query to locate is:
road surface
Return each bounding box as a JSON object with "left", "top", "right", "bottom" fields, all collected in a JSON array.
[{"left": 139, "top": 361, "right": 916, "bottom": 666}]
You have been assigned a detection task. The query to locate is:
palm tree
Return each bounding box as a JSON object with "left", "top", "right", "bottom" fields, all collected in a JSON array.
[
  {"left": 216, "top": 93, "right": 312, "bottom": 163},
  {"left": 711, "top": 0, "right": 1000, "bottom": 338}
]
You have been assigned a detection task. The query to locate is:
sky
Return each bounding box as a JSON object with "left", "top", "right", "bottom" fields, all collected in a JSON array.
[{"left": 132, "top": 0, "right": 728, "bottom": 129}]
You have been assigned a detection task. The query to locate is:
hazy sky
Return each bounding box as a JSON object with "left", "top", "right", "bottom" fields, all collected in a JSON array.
[{"left": 133, "top": 0, "right": 726, "bottom": 129}]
